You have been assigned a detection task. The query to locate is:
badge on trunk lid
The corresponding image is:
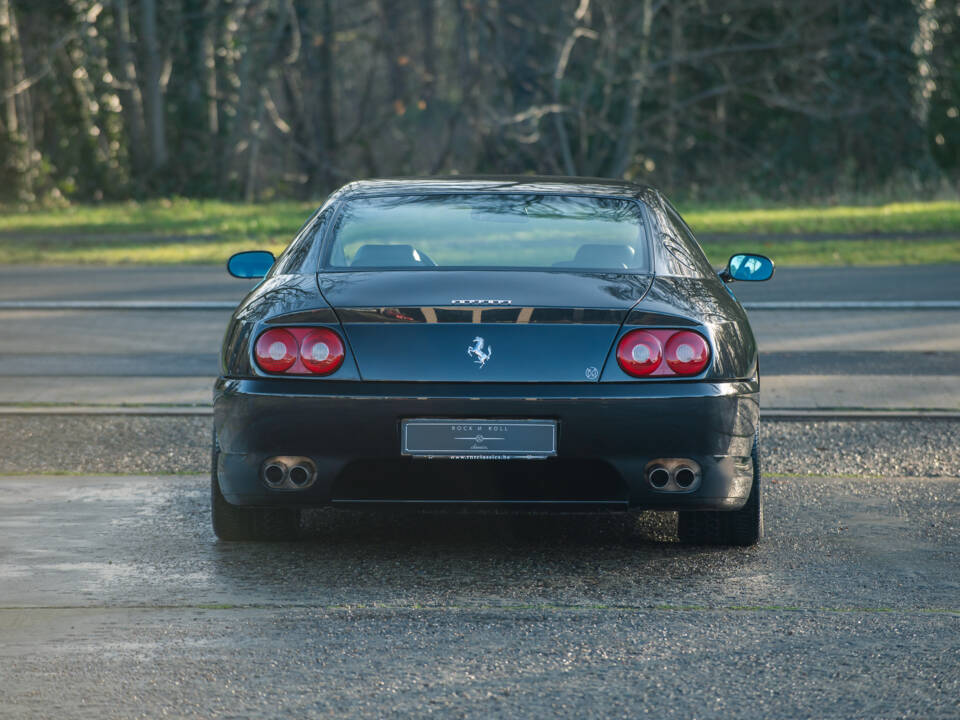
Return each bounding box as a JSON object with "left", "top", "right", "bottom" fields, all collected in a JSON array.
[{"left": 467, "top": 336, "right": 493, "bottom": 367}]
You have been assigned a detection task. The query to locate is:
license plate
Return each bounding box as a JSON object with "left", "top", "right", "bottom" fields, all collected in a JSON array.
[{"left": 401, "top": 419, "right": 557, "bottom": 459}]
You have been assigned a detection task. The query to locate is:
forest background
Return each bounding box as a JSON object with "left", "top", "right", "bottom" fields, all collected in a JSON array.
[{"left": 1, "top": 0, "right": 958, "bottom": 265}]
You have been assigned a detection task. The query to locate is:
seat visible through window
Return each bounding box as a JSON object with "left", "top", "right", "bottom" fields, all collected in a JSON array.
[
  {"left": 350, "top": 244, "right": 435, "bottom": 267},
  {"left": 554, "top": 243, "right": 637, "bottom": 269}
]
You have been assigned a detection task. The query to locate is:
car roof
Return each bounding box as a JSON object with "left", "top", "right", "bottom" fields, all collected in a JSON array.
[{"left": 335, "top": 175, "right": 656, "bottom": 200}]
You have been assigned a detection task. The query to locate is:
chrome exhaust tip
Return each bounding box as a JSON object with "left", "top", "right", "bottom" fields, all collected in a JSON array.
[
  {"left": 263, "top": 463, "right": 286, "bottom": 487},
  {"left": 289, "top": 465, "right": 311, "bottom": 487},
  {"left": 649, "top": 466, "right": 670, "bottom": 488},
  {"left": 261, "top": 457, "right": 317, "bottom": 491},
  {"left": 645, "top": 459, "right": 702, "bottom": 492},
  {"left": 674, "top": 466, "right": 696, "bottom": 488}
]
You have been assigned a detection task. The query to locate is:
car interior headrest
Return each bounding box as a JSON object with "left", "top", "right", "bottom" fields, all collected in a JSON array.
[
  {"left": 572, "top": 243, "right": 637, "bottom": 269},
  {"left": 350, "top": 244, "right": 434, "bottom": 267}
]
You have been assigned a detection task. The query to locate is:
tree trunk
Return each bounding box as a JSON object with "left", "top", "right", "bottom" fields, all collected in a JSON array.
[
  {"left": 244, "top": 97, "right": 265, "bottom": 203},
  {"left": 664, "top": 2, "right": 683, "bottom": 190},
  {"left": 0, "top": 0, "right": 32, "bottom": 199},
  {"left": 112, "top": 0, "right": 148, "bottom": 176},
  {"left": 203, "top": 0, "right": 219, "bottom": 137},
  {"left": 183, "top": 0, "right": 206, "bottom": 128},
  {"left": 378, "top": 0, "right": 407, "bottom": 109},
  {"left": 0, "top": 0, "right": 21, "bottom": 137},
  {"left": 179, "top": 0, "right": 218, "bottom": 187},
  {"left": 610, "top": 0, "right": 653, "bottom": 178},
  {"left": 419, "top": 0, "right": 436, "bottom": 101},
  {"left": 318, "top": 0, "right": 336, "bottom": 191},
  {"left": 140, "top": 0, "right": 168, "bottom": 170}
]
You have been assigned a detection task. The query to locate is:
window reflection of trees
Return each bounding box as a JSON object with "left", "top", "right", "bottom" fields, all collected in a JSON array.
[
  {"left": 273, "top": 208, "right": 332, "bottom": 275},
  {"left": 327, "top": 193, "right": 648, "bottom": 270}
]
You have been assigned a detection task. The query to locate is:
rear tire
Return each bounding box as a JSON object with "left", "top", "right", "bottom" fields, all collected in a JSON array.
[
  {"left": 210, "top": 434, "right": 300, "bottom": 541},
  {"left": 677, "top": 429, "right": 763, "bottom": 546}
]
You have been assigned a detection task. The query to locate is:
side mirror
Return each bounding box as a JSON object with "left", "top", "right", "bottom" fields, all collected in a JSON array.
[
  {"left": 721, "top": 253, "right": 774, "bottom": 283},
  {"left": 227, "top": 250, "right": 275, "bottom": 279}
]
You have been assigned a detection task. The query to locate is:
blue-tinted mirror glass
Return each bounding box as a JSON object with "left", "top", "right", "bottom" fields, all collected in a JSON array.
[
  {"left": 227, "top": 250, "right": 275, "bottom": 278},
  {"left": 727, "top": 253, "right": 774, "bottom": 282}
]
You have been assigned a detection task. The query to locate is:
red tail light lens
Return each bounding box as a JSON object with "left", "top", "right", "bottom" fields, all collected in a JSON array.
[
  {"left": 254, "top": 329, "right": 298, "bottom": 373},
  {"left": 664, "top": 331, "right": 710, "bottom": 375},
  {"left": 616, "top": 330, "right": 663, "bottom": 377},
  {"left": 616, "top": 329, "right": 711, "bottom": 378},
  {"left": 254, "top": 327, "right": 346, "bottom": 375},
  {"left": 299, "top": 328, "right": 344, "bottom": 375}
]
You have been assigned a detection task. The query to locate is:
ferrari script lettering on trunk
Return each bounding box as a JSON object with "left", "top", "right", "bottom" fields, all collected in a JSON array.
[{"left": 451, "top": 299, "right": 512, "bottom": 305}]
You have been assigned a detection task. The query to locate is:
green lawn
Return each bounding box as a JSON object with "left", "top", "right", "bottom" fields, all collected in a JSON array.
[
  {"left": 695, "top": 237, "right": 960, "bottom": 267},
  {"left": 0, "top": 198, "right": 957, "bottom": 266},
  {"left": 0, "top": 199, "right": 314, "bottom": 265},
  {"left": 682, "top": 200, "right": 960, "bottom": 235}
]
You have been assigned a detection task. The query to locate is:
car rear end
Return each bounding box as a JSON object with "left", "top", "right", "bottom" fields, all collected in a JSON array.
[{"left": 214, "top": 181, "right": 760, "bottom": 521}]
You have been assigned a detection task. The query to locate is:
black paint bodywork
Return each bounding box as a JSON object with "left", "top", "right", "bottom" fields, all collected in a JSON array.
[{"left": 214, "top": 177, "right": 761, "bottom": 511}]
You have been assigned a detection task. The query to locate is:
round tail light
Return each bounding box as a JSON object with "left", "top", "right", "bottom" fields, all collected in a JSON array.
[
  {"left": 616, "top": 330, "right": 663, "bottom": 377},
  {"left": 664, "top": 331, "right": 710, "bottom": 375},
  {"left": 254, "top": 329, "right": 298, "bottom": 373},
  {"left": 299, "top": 328, "right": 345, "bottom": 375}
]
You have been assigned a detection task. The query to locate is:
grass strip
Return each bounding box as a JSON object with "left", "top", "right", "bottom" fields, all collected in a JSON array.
[
  {"left": 698, "top": 237, "right": 960, "bottom": 267},
  {"left": 1, "top": 198, "right": 958, "bottom": 266},
  {"left": 682, "top": 200, "right": 960, "bottom": 235}
]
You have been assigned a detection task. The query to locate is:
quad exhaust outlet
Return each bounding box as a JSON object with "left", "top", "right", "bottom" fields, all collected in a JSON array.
[
  {"left": 645, "top": 459, "right": 701, "bottom": 492},
  {"left": 261, "top": 456, "right": 317, "bottom": 490}
]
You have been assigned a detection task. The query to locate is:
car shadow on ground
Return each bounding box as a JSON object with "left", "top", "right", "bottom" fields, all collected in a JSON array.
[
  {"left": 202, "top": 506, "right": 765, "bottom": 611},
  {"left": 299, "top": 507, "right": 679, "bottom": 548}
]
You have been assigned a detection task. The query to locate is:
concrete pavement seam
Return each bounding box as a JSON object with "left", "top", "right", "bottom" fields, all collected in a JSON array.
[
  {"left": 3, "top": 406, "right": 960, "bottom": 420},
  {"left": 0, "top": 604, "right": 956, "bottom": 614}
]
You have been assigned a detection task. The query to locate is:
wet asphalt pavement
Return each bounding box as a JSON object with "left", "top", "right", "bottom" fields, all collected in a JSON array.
[{"left": 1, "top": 420, "right": 959, "bottom": 718}]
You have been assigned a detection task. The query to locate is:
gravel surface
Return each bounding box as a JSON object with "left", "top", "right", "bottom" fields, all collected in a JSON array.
[
  {"left": 0, "top": 415, "right": 212, "bottom": 474},
  {"left": 763, "top": 419, "right": 960, "bottom": 478},
  {"left": 0, "top": 416, "right": 957, "bottom": 477}
]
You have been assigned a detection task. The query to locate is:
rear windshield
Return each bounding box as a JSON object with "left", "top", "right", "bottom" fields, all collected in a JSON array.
[{"left": 323, "top": 193, "right": 649, "bottom": 271}]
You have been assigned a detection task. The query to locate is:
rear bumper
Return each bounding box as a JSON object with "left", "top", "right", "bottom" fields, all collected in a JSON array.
[{"left": 213, "top": 377, "right": 759, "bottom": 511}]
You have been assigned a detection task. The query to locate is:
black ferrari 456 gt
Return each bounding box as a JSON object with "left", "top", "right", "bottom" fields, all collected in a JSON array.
[{"left": 213, "top": 176, "right": 774, "bottom": 545}]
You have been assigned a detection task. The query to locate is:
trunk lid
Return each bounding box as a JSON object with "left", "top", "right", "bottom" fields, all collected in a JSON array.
[{"left": 318, "top": 270, "right": 653, "bottom": 382}]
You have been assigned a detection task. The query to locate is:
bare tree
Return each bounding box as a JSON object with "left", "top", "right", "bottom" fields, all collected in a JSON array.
[
  {"left": 0, "top": 0, "right": 33, "bottom": 197},
  {"left": 140, "top": 0, "right": 168, "bottom": 170}
]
